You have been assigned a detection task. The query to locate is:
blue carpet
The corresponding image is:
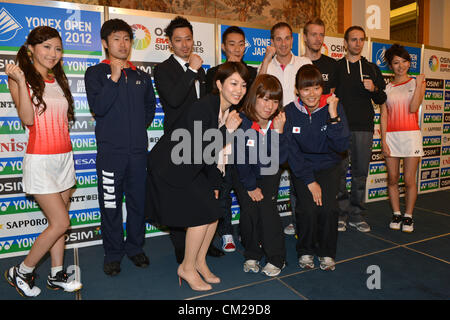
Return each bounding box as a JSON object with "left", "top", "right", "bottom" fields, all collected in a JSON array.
[{"left": 0, "top": 190, "right": 449, "bottom": 301}]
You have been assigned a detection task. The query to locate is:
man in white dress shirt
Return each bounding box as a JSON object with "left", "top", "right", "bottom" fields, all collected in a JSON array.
[{"left": 259, "top": 22, "right": 312, "bottom": 236}]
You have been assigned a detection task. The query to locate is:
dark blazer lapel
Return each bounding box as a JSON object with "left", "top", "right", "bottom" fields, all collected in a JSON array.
[{"left": 168, "top": 54, "right": 185, "bottom": 76}]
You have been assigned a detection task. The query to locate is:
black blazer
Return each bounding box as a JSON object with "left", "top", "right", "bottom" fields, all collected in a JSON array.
[
  {"left": 154, "top": 54, "right": 206, "bottom": 133},
  {"left": 147, "top": 94, "right": 226, "bottom": 189}
]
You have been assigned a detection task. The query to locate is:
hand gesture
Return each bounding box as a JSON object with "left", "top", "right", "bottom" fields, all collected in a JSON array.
[
  {"left": 272, "top": 111, "right": 286, "bottom": 133},
  {"left": 5, "top": 64, "right": 26, "bottom": 85},
  {"left": 263, "top": 45, "right": 276, "bottom": 62},
  {"left": 225, "top": 110, "right": 242, "bottom": 132},
  {"left": 363, "top": 78, "right": 375, "bottom": 92},
  {"left": 248, "top": 188, "right": 264, "bottom": 202},
  {"left": 110, "top": 60, "right": 124, "bottom": 82},
  {"left": 327, "top": 95, "right": 339, "bottom": 118},
  {"left": 307, "top": 181, "right": 322, "bottom": 206},
  {"left": 415, "top": 74, "right": 425, "bottom": 87},
  {"left": 188, "top": 54, "right": 203, "bottom": 71}
]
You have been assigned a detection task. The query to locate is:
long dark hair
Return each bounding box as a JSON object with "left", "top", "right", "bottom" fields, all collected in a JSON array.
[{"left": 16, "top": 26, "right": 74, "bottom": 121}]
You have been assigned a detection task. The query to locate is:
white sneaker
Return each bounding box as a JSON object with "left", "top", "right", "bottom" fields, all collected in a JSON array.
[
  {"left": 261, "top": 262, "right": 284, "bottom": 277},
  {"left": 5, "top": 265, "right": 41, "bottom": 297},
  {"left": 243, "top": 260, "right": 260, "bottom": 273},
  {"left": 298, "top": 255, "right": 315, "bottom": 269},
  {"left": 221, "top": 234, "right": 236, "bottom": 252},
  {"left": 401, "top": 217, "right": 414, "bottom": 233},
  {"left": 318, "top": 257, "right": 336, "bottom": 271},
  {"left": 47, "top": 270, "right": 82, "bottom": 292},
  {"left": 389, "top": 214, "right": 403, "bottom": 230},
  {"left": 284, "top": 223, "right": 296, "bottom": 235}
]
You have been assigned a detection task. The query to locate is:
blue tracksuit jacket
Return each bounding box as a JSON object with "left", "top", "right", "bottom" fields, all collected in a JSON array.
[
  {"left": 233, "top": 113, "right": 288, "bottom": 191},
  {"left": 84, "top": 60, "right": 156, "bottom": 154},
  {"left": 284, "top": 95, "right": 350, "bottom": 185}
]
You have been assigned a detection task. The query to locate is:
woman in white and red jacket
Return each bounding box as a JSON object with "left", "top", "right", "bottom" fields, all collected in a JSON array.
[{"left": 284, "top": 64, "right": 350, "bottom": 271}]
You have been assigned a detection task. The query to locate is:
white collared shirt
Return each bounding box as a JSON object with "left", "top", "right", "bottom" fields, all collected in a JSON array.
[
  {"left": 173, "top": 54, "right": 200, "bottom": 99},
  {"left": 260, "top": 53, "right": 312, "bottom": 106}
]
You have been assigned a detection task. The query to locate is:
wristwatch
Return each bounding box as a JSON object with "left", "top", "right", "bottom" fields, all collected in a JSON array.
[{"left": 328, "top": 116, "right": 341, "bottom": 124}]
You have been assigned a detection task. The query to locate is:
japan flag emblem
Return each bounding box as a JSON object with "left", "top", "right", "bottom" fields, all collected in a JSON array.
[
  {"left": 246, "top": 139, "right": 255, "bottom": 147},
  {"left": 293, "top": 127, "right": 301, "bottom": 134}
]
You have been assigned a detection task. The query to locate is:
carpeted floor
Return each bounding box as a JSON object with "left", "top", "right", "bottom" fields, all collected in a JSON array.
[{"left": 1, "top": 190, "right": 449, "bottom": 301}]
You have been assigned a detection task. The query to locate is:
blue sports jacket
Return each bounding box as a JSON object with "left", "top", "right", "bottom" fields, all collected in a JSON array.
[
  {"left": 284, "top": 94, "right": 350, "bottom": 185},
  {"left": 233, "top": 113, "right": 288, "bottom": 191},
  {"left": 85, "top": 60, "right": 156, "bottom": 155}
]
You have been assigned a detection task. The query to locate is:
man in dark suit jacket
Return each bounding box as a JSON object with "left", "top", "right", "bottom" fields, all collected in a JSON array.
[
  {"left": 154, "top": 19, "right": 206, "bottom": 134},
  {"left": 152, "top": 16, "right": 223, "bottom": 262},
  {"left": 205, "top": 26, "right": 257, "bottom": 254}
]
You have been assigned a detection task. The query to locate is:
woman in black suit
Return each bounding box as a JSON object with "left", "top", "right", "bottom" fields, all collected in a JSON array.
[{"left": 146, "top": 62, "right": 249, "bottom": 291}]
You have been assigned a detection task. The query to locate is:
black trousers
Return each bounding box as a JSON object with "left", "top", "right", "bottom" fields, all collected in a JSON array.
[
  {"left": 97, "top": 153, "right": 147, "bottom": 264},
  {"left": 292, "top": 164, "right": 340, "bottom": 259},
  {"left": 232, "top": 168, "right": 285, "bottom": 268}
]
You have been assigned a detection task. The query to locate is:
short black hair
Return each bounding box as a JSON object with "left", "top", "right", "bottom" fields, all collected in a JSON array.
[
  {"left": 270, "top": 22, "right": 292, "bottom": 39},
  {"left": 212, "top": 62, "right": 250, "bottom": 95},
  {"left": 295, "top": 64, "right": 324, "bottom": 90},
  {"left": 164, "top": 16, "right": 193, "bottom": 40},
  {"left": 344, "top": 25, "right": 365, "bottom": 41},
  {"left": 222, "top": 26, "right": 245, "bottom": 44},
  {"left": 384, "top": 43, "right": 411, "bottom": 66},
  {"left": 101, "top": 19, "right": 133, "bottom": 41}
]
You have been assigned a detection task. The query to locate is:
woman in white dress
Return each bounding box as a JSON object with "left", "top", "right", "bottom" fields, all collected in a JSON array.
[
  {"left": 380, "top": 44, "right": 426, "bottom": 233},
  {"left": 4, "top": 26, "right": 82, "bottom": 297}
]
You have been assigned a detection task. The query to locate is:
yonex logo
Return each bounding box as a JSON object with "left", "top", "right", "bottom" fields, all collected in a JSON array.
[
  {"left": 375, "top": 47, "right": 387, "bottom": 68},
  {"left": 0, "top": 8, "right": 22, "bottom": 42},
  {"left": 0, "top": 201, "right": 10, "bottom": 212},
  {"left": 244, "top": 38, "right": 251, "bottom": 55},
  {"left": 0, "top": 240, "right": 14, "bottom": 251}
]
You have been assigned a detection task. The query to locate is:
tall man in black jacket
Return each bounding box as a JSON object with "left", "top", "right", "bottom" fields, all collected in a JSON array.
[
  {"left": 330, "top": 26, "right": 387, "bottom": 233},
  {"left": 152, "top": 16, "right": 223, "bottom": 263}
]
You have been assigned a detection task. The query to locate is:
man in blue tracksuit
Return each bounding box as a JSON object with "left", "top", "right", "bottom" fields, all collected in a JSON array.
[{"left": 85, "top": 19, "right": 156, "bottom": 276}]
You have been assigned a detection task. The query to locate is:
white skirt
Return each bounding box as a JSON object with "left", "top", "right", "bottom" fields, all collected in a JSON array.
[
  {"left": 386, "top": 130, "right": 424, "bottom": 157},
  {"left": 22, "top": 151, "right": 76, "bottom": 194}
]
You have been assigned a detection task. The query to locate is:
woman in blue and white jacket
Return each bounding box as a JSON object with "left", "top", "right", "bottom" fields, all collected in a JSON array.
[
  {"left": 284, "top": 64, "right": 350, "bottom": 271},
  {"left": 231, "top": 74, "right": 287, "bottom": 277}
]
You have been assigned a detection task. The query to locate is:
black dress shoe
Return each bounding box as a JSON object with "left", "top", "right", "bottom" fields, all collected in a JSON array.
[
  {"left": 129, "top": 253, "right": 150, "bottom": 268},
  {"left": 104, "top": 261, "right": 121, "bottom": 276},
  {"left": 207, "top": 244, "right": 225, "bottom": 257}
]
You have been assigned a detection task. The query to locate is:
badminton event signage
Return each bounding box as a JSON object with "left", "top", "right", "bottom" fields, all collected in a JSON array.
[
  {"left": 0, "top": 2, "right": 102, "bottom": 55},
  {"left": 420, "top": 47, "right": 450, "bottom": 193},
  {"left": 0, "top": 0, "right": 104, "bottom": 259},
  {"left": 219, "top": 24, "right": 299, "bottom": 65}
]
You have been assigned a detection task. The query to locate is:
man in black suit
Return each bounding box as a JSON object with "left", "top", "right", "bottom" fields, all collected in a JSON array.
[
  {"left": 205, "top": 26, "right": 257, "bottom": 254},
  {"left": 153, "top": 16, "right": 223, "bottom": 263}
]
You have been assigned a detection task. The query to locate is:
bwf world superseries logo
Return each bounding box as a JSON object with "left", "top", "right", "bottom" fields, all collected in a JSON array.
[
  {"left": 429, "top": 55, "right": 439, "bottom": 72},
  {"left": 0, "top": 8, "right": 22, "bottom": 42},
  {"left": 131, "top": 24, "right": 151, "bottom": 50}
]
